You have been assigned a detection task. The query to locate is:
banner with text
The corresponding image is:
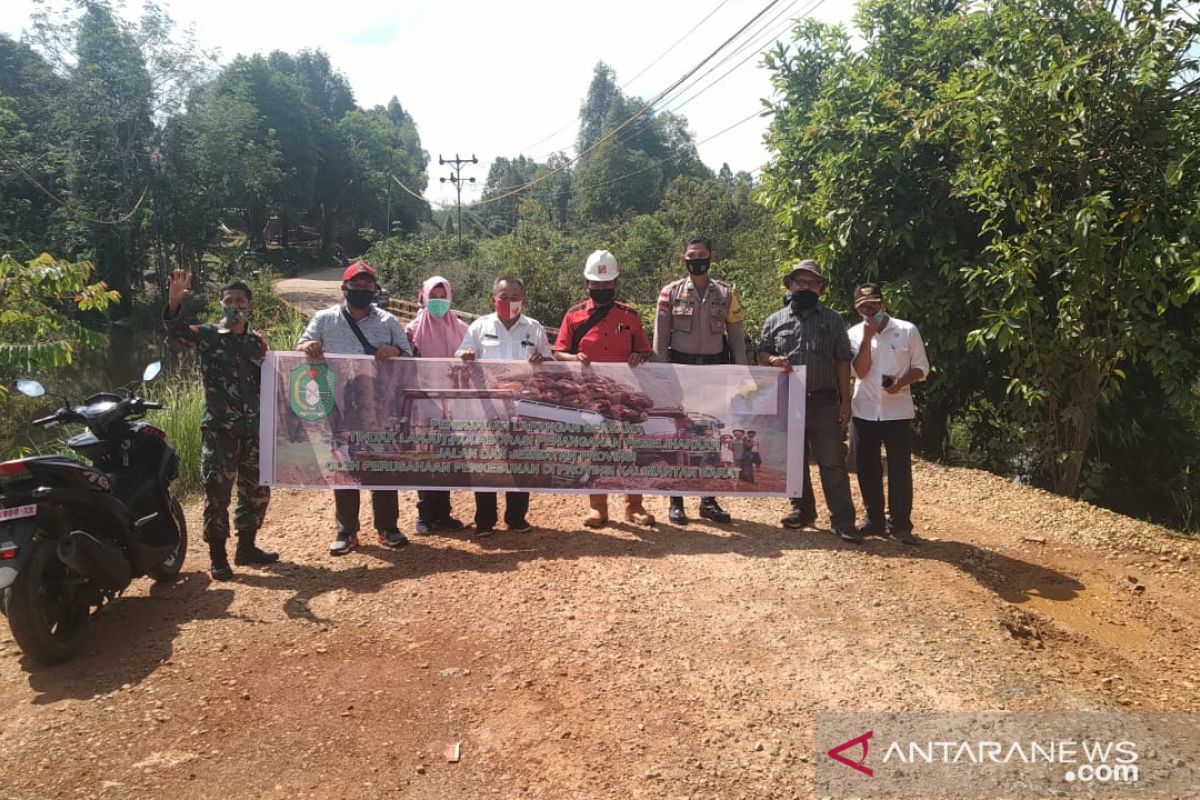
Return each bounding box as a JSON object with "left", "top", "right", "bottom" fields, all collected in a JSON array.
[{"left": 260, "top": 353, "right": 806, "bottom": 496}]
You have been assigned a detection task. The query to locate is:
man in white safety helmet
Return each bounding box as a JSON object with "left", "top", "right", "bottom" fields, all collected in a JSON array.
[{"left": 554, "top": 250, "right": 656, "bottom": 527}]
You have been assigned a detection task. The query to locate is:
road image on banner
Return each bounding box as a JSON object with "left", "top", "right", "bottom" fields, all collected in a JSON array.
[{"left": 260, "top": 353, "right": 806, "bottom": 496}]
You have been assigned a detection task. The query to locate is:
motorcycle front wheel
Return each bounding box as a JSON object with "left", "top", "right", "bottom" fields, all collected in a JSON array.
[
  {"left": 5, "top": 536, "right": 90, "bottom": 665},
  {"left": 147, "top": 496, "right": 188, "bottom": 583}
]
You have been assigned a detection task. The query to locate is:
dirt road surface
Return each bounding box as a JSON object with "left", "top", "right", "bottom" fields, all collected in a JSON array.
[
  {"left": 2, "top": 459, "right": 1197, "bottom": 799},
  {"left": 274, "top": 267, "right": 346, "bottom": 317}
]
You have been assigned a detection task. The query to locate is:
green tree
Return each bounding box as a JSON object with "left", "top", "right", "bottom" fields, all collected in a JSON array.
[
  {"left": 57, "top": 3, "right": 154, "bottom": 313},
  {"left": 761, "top": 0, "right": 1200, "bottom": 515},
  {"left": 196, "top": 55, "right": 316, "bottom": 248},
  {"left": 0, "top": 253, "right": 119, "bottom": 377},
  {"left": 476, "top": 156, "right": 541, "bottom": 234},
  {"left": 338, "top": 99, "right": 430, "bottom": 241},
  {"left": 948, "top": 0, "right": 1200, "bottom": 495},
  {"left": 570, "top": 62, "right": 708, "bottom": 224},
  {"left": 0, "top": 35, "right": 65, "bottom": 260}
]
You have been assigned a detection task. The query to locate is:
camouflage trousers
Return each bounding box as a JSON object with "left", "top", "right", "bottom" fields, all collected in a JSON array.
[{"left": 201, "top": 428, "right": 271, "bottom": 544}]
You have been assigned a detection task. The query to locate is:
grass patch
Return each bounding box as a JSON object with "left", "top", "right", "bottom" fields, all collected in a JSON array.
[{"left": 145, "top": 373, "right": 206, "bottom": 498}]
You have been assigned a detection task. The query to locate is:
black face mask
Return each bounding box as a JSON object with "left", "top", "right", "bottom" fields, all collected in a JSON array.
[
  {"left": 344, "top": 288, "right": 375, "bottom": 310},
  {"left": 685, "top": 258, "right": 711, "bottom": 276},
  {"left": 790, "top": 290, "right": 819, "bottom": 312},
  {"left": 589, "top": 288, "right": 616, "bottom": 306}
]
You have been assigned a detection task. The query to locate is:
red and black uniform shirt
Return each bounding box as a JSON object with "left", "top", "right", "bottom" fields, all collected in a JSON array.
[{"left": 554, "top": 300, "right": 651, "bottom": 363}]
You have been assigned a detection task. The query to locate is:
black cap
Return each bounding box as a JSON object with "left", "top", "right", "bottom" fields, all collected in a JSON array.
[{"left": 852, "top": 282, "right": 884, "bottom": 309}]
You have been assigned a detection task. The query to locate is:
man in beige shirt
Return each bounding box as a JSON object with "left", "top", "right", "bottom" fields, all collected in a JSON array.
[{"left": 652, "top": 234, "right": 748, "bottom": 525}]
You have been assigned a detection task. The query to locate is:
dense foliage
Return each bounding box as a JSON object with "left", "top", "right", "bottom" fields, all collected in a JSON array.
[{"left": 760, "top": 0, "right": 1200, "bottom": 526}]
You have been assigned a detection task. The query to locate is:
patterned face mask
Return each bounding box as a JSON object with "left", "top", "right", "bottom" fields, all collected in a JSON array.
[{"left": 222, "top": 305, "right": 249, "bottom": 326}]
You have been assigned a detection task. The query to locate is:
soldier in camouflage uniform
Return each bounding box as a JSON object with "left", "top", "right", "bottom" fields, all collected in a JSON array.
[{"left": 164, "top": 269, "right": 276, "bottom": 580}]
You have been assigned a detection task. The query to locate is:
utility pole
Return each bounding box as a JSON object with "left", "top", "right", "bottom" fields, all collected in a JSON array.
[
  {"left": 439, "top": 153, "right": 477, "bottom": 253},
  {"left": 385, "top": 172, "right": 392, "bottom": 240}
]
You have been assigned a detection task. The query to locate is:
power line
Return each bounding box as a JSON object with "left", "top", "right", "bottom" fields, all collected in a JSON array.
[
  {"left": 469, "top": 0, "right": 789, "bottom": 209},
  {"left": 395, "top": 101, "right": 769, "bottom": 213},
  {"left": 659, "top": 0, "right": 819, "bottom": 116},
  {"left": 574, "top": 107, "right": 768, "bottom": 193},
  {"left": 397, "top": 0, "right": 806, "bottom": 213},
  {"left": 533, "top": 0, "right": 818, "bottom": 163},
  {"left": 621, "top": 0, "right": 735, "bottom": 90},
  {"left": 516, "top": 0, "right": 735, "bottom": 156},
  {"left": 576, "top": 1, "right": 811, "bottom": 165},
  {"left": 12, "top": 162, "right": 150, "bottom": 226}
]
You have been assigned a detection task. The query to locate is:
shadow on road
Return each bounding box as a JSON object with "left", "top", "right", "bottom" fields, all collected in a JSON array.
[
  {"left": 22, "top": 571, "right": 242, "bottom": 703},
  {"left": 233, "top": 516, "right": 1084, "bottom": 623},
  {"left": 12, "top": 515, "right": 1081, "bottom": 694}
]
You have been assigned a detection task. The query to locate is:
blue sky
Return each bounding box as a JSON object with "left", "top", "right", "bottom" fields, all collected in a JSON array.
[{"left": 1, "top": 0, "right": 859, "bottom": 206}]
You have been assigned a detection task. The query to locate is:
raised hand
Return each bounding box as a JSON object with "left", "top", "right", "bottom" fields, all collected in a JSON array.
[{"left": 167, "top": 269, "right": 192, "bottom": 309}]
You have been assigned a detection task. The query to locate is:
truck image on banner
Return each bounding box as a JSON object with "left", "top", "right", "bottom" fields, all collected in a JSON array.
[{"left": 259, "top": 354, "right": 807, "bottom": 497}]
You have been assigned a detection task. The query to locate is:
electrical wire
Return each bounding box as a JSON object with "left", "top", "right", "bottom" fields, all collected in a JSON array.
[
  {"left": 467, "top": 0, "right": 788, "bottom": 208},
  {"left": 12, "top": 162, "right": 150, "bottom": 226},
  {"left": 516, "top": 0, "right": 735, "bottom": 155}
]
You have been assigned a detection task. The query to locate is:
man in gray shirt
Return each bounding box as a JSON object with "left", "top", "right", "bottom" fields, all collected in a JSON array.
[
  {"left": 758, "top": 260, "right": 859, "bottom": 542},
  {"left": 297, "top": 260, "right": 412, "bottom": 555}
]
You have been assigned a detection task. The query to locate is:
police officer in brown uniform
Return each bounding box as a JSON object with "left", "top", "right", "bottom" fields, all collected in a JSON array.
[{"left": 652, "top": 234, "right": 748, "bottom": 524}]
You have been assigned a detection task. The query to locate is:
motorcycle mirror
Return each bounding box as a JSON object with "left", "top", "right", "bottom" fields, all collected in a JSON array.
[
  {"left": 15, "top": 379, "right": 45, "bottom": 398},
  {"left": 142, "top": 361, "right": 163, "bottom": 382}
]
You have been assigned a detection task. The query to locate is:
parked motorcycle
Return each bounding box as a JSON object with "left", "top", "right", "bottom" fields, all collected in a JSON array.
[{"left": 0, "top": 362, "right": 187, "bottom": 664}]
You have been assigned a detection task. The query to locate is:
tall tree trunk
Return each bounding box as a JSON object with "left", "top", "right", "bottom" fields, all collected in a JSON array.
[{"left": 1056, "top": 365, "right": 1102, "bottom": 496}]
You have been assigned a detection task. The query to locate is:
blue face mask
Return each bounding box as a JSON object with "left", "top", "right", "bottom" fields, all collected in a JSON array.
[
  {"left": 864, "top": 309, "right": 885, "bottom": 325},
  {"left": 426, "top": 298, "right": 451, "bottom": 318}
]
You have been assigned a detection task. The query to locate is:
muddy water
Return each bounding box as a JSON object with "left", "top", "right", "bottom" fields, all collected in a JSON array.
[{"left": 1, "top": 325, "right": 178, "bottom": 456}]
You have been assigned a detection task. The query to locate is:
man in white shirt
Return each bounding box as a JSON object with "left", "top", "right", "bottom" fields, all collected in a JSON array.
[
  {"left": 456, "top": 275, "right": 553, "bottom": 536},
  {"left": 847, "top": 283, "right": 930, "bottom": 545}
]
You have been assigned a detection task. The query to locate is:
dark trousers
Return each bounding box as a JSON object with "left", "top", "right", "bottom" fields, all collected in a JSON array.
[
  {"left": 668, "top": 349, "right": 725, "bottom": 510},
  {"left": 334, "top": 489, "right": 399, "bottom": 535},
  {"left": 201, "top": 428, "right": 270, "bottom": 545},
  {"left": 474, "top": 491, "right": 529, "bottom": 530},
  {"left": 792, "top": 434, "right": 817, "bottom": 519},
  {"left": 789, "top": 398, "right": 855, "bottom": 530},
  {"left": 417, "top": 490, "right": 452, "bottom": 524},
  {"left": 853, "top": 417, "right": 913, "bottom": 534}
]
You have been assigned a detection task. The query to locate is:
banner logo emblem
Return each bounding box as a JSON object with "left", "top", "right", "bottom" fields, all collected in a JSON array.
[{"left": 289, "top": 363, "right": 336, "bottom": 421}]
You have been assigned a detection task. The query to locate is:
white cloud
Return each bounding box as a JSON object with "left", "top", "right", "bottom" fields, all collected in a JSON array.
[{"left": 1, "top": 0, "right": 858, "bottom": 205}]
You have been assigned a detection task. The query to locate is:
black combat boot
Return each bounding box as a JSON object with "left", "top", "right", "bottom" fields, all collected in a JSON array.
[
  {"left": 698, "top": 497, "right": 732, "bottom": 524},
  {"left": 209, "top": 541, "right": 233, "bottom": 581},
  {"left": 668, "top": 496, "right": 688, "bottom": 525},
  {"left": 234, "top": 531, "right": 278, "bottom": 566}
]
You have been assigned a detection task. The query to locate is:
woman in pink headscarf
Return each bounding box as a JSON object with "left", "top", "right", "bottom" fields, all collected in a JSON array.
[
  {"left": 407, "top": 276, "right": 469, "bottom": 359},
  {"left": 407, "top": 276, "right": 469, "bottom": 534}
]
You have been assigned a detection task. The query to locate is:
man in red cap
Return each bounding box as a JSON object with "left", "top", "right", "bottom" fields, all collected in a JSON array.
[{"left": 297, "top": 260, "right": 412, "bottom": 555}]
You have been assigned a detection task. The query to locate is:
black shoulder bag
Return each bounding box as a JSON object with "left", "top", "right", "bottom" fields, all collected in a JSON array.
[
  {"left": 568, "top": 304, "right": 615, "bottom": 355},
  {"left": 341, "top": 308, "right": 378, "bottom": 355}
]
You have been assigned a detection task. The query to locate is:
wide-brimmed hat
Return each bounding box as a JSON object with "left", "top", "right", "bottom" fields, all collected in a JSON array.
[{"left": 782, "top": 259, "right": 826, "bottom": 287}]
